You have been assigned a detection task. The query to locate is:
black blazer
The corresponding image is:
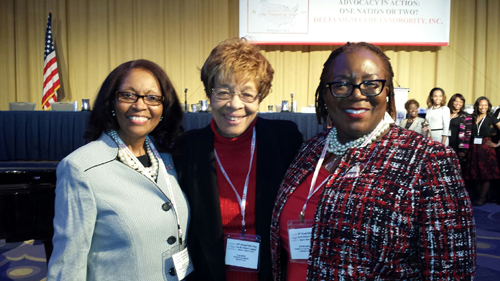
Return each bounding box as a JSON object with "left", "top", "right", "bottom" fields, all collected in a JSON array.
[{"left": 174, "top": 117, "right": 303, "bottom": 281}]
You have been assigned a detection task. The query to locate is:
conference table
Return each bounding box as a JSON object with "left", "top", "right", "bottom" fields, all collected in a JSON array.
[{"left": 0, "top": 111, "right": 325, "bottom": 161}]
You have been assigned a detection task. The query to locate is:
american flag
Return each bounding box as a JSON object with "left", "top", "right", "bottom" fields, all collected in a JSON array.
[{"left": 42, "top": 12, "right": 60, "bottom": 110}]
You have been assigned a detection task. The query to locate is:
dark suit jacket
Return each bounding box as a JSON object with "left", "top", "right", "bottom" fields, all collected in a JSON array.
[{"left": 173, "top": 117, "right": 303, "bottom": 281}]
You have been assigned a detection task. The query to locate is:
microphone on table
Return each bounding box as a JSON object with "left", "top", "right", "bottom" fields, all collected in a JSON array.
[
  {"left": 290, "top": 92, "right": 294, "bottom": 112},
  {"left": 184, "top": 87, "right": 188, "bottom": 111}
]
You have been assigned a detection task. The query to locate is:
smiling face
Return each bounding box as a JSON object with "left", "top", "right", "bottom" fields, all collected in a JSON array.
[
  {"left": 431, "top": 90, "right": 444, "bottom": 107},
  {"left": 478, "top": 99, "right": 489, "bottom": 115},
  {"left": 210, "top": 79, "right": 260, "bottom": 138},
  {"left": 452, "top": 97, "right": 464, "bottom": 113},
  {"left": 323, "top": 49, "right": 388, "bottom": 143},
  {"left": 408, "top": 103, "right": 419, "bottom": 119},
  {"left": 115, "top": 68, "right": 163, "bottom": 146}
]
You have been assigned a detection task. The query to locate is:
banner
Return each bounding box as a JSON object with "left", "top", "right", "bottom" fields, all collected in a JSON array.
[{"left": 240, "top": 0, "right": 450, "bottom": 46}]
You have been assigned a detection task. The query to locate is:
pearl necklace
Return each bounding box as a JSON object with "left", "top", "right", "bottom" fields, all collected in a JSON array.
[
  {"left": 327, "top": 121, "right": 390, "bottom": 156},
  {"left": 108, "top": 130, "right": 159, "bottom": 181}
]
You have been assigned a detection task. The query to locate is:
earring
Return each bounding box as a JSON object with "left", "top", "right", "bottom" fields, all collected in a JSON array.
[
  {"left": 112, "top": 110, "right": 116, "bottom": 116},
  {"left": 386, "top": 96, "right": 389, "bottom": 102},
  {"left": 160, "top": 116, "right": 163, "bottom": 122}
]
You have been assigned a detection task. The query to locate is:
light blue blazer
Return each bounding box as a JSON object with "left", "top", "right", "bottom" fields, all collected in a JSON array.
[{"left": 47, "top": 133, "right": 190, "bottom": 281}]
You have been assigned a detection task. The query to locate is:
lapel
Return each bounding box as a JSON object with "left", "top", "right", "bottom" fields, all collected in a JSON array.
[
  {"left": 284, "top": 131, "right": 327, "bottom": 198},
  {"left": 254, "top": 118, "right": 286, "bottom": 280},
  {"left": 155, "top": 153, "right": 173, "bottom": 200},
  {"left": 408, "top": 119, "right": 419, "bottom": 131},
  {"left": 400, "top": 119, "right": 407, "bottom": 128},
  {"left": 254, "top": 118, "right": 281, "bottom": 233},
  {"left": 101, "top": 133, "right": 174, "bottom": 199},
  {"left": 95, "top": 133, "right": 121, "bottom": 163},
  {"left": 187, "top": 125, "right": 226, "bottom": 279}
]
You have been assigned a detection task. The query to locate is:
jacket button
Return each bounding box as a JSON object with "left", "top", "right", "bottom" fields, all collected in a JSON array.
[
  {"left": 162, "top": 202, "right": 172, "bottom": 211},
  {"left": 167, "top": 236, "right": 177, "bottom": 244},
  {"left": 169, "top": 267, "right": 176, "bottom": 276}
]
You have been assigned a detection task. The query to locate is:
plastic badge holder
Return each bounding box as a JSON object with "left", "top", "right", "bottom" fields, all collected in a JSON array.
[
  {"left": 287, "top": 220, "right": 313, "bottom": 264},
  {"left": 224, "top": 233, "right": 261, "bottom": 272}
]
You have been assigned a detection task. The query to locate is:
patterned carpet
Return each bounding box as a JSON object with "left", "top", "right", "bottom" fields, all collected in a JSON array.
[
  {"left": 0, "top": 240, "right": 46, "bottom": 281},
  {"left": 1, "top": 204, "right": 499, "bottom": 280},
  {"left": 474, "top": 203, "right": 500, "bottom": 280}
]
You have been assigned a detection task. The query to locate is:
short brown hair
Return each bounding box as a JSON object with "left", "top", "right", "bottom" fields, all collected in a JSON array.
[
  {"left": 200, "top": 37, "right": 274, "bottom": 101},
  {"left": 404, "top": 99, "right": 419, "bottom": 111}
]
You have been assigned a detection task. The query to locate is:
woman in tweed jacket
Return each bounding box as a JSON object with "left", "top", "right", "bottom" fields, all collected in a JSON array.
[{"left": 270, "top": 42, "right": 476, "bottom": 280}]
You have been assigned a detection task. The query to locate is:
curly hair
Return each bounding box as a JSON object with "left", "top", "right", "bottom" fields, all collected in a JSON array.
[
  {"left": 404, "top": 99, "right": 419, "bottom": 111},
  {"left": 447, "top": 93, "right": 466, "bottom": 114},
  {"left": 200, "top": 37, "right": 274, "bottom": 101},
  {"left": 472, "top": 96, "right": 492, "bottom": 122},
  {"left": 315, "top": 42, "right": 396, "bottom": 124},
  {"left": 84, "top": 59, "right": 183, "bottom": 152},
  {"left": 426, "top": 87, "right": 446, "bottom": 108}
]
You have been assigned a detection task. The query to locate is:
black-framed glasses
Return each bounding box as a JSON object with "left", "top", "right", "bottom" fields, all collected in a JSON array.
[
  {"left": 212, "top": 87, "right": 261, "bottom": 103},
  {"left": 116, "top": 92, "right": 165, "bottom": 106},
  {"left": 325, "top": 79, "right": 386, "bottom": 98}
]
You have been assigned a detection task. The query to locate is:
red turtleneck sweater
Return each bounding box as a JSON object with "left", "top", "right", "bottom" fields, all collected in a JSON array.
[{"left": 211, "top": 118, "right": 258, "bottom": 281}]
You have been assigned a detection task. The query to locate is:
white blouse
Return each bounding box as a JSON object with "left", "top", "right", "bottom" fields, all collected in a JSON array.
[{"left": 425, "top": 106, "right": 450, "bottom": 144}]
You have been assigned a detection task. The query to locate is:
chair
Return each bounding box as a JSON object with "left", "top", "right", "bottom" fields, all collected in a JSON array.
[
  {"left": 51, "top": 101, "right": 76, "bottom": 111},
  {"left": 9, "top": 102, "right": 36, "bottom": 111}
]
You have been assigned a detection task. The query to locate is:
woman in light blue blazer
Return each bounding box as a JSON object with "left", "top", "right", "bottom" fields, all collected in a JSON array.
[{"left": 47, "top": 60, "right": 191, "bottom": 281}]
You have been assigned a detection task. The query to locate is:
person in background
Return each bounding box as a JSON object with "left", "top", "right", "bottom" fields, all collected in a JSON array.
[
  {"left": 493, "top": 106, "right": 500, "bottom": 204},
  {"left": 174, "top": 37, "right": 303, "bottom": 281},
  {"left": 270, "top": 42, "right": 476, "bottom": 280},
  {"left": 464, "top": 96, "right": 500, "bottom": 206},
  {"left": 447, "top": 93, "right": 472, "bottom": 166},
  {"left": 425, "top": 87, "right": 450, "bottom": 144},
  {"left": 399, "top": 99, "right": 430, "bottom": 137},
  {"left": 48, "top": 60, "right": 191, "bottom": 280}
]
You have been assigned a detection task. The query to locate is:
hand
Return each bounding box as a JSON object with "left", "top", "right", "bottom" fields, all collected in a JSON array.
[{"left": 486, "top": 139, "right": 499, "bottom": 148}]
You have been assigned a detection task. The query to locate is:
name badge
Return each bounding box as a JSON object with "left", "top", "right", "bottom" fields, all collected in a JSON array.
[
  {"left": 474, "top": 137, "right": 483, "bottom": 144},
  {"left": 287, "top": 220, "right": 313, "bottom": 263},
  {"left": 225, "top": 233, "right": 261, "bottom": 272},
  {"left": 172, "top": 247, "right": 194, "bottom": 280}
]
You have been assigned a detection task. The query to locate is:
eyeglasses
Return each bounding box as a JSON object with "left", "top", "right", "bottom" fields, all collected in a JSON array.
[
  {"left": 325, "top": 79, "right": 386, "bottom": 98},
  {"left": 116, "top": 92, "right": 165, "bottom": 106},
  {"left": 212, "top": 87, "right": 261, "bottom": 103}
]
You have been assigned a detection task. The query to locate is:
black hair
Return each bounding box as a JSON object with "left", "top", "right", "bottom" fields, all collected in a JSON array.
[
  {"left": 472, "top": 96, "right": 492, "bottom": 122},
  {"left": 84, "top": 59, "right": 183, "bottom": 152},
  {"left": 315, "top": 42, "right": 396, "bottom": 124},
  {"left": 447, "top": 93, "right": 466, "bottom": 114}
]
